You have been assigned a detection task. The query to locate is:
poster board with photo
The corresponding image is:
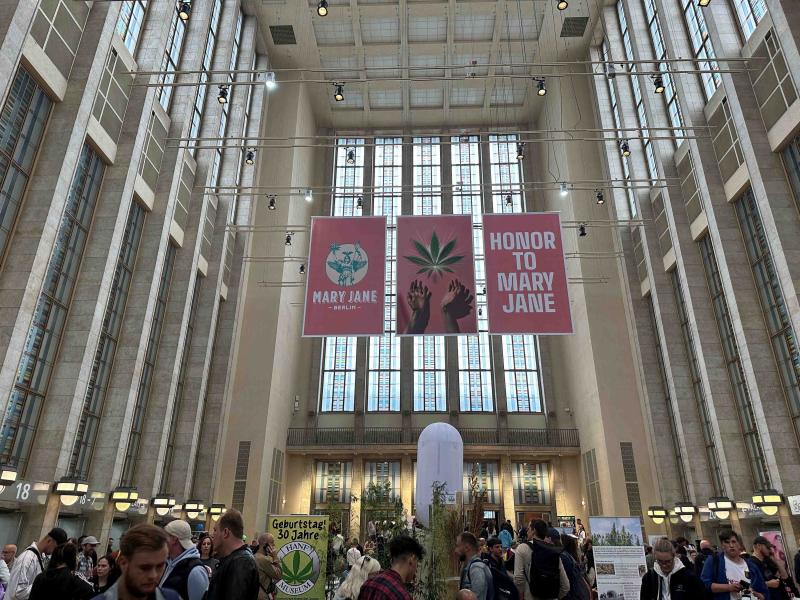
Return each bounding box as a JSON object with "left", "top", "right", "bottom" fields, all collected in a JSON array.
[{"left": 590, "top": 516, "right": 646, "bottom": 600}]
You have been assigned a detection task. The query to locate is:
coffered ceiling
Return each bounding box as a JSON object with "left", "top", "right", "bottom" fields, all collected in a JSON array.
[{"left": 253, "top": 0, "right": 598, "bottom": 130}]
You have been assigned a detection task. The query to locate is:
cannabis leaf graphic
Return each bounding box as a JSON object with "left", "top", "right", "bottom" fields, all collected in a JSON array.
[
  {"left": 403, "top": 230, "right": 463, "bottom": 279},
  {"left": 281, "top": 551, "right": 314, "bottom": 585}
]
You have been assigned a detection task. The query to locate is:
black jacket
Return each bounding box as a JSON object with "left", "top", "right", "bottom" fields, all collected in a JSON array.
[
  {"left": 206, "top": 544, "right": 260, "bottom": 600},
  {"left": 640, "top": 565, "right": 705, "bottom": 600},
  {"left": 30, "top": 568, "right": 94, "bottom": 600}
]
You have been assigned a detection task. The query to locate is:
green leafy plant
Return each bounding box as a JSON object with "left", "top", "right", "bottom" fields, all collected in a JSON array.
[
  {"left": 362, "top": 479, "right": 407, "bottom": 569},
  {"left": 281, "top": 550, "right": 314, "bottom": 585},
  {"left": 404, "top": 231, "right": 463, "bottom": 278}
]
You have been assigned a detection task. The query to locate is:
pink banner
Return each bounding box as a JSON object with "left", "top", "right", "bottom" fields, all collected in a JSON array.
[
  {"left": 760, "top": 531, "right": 788, "bottom": 567},
  {"left": 483, "top": 212, "right": 573, "bottom": 335},
  {"left": 303, "top": 216, "right": 387, "bottom": 336},
  {"left": 396, "top": 215, "right": 477, "bottom": 336}
]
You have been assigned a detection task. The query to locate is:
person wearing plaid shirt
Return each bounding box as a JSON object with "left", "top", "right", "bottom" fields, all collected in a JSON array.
[{"left": 357, "top": 536, "right": 424, "bottom": 600}]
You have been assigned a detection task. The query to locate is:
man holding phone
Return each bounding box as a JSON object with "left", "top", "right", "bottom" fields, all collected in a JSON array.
[
  {"left": 701, "top": 530, "right": 767, "bottom": 600},
  {"left": 255, "top": 533, "right": 282, "bottom": 600}
]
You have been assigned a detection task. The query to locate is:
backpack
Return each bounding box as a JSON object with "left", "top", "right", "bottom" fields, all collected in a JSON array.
[
  {"left": 462, "top": 558, "right": 496, "bottom": 600},
  {"left": 526, "top": 541, "right": 561, "bottom": 599},
  {"left": 487, "top": 561, "right": 519, "bottom": 600}
]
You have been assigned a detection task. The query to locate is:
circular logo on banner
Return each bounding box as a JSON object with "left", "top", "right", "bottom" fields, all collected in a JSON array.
[
  {"left": 325, "top": 242, "right": 369, "bottom": 287},
  {"left": 277, "top": 542, "right": 321, "bottom": 595}
]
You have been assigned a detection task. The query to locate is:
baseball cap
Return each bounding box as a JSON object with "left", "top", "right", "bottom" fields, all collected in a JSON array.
[
  {"left": 47, "top": 528, "right": 68, "bottom": 545},
  {"left": 164, "top": 520, "right": 194, "bottom": 550},
  {"left": 547, "top": 528, "right": 562, "bottom": 543},
  {"left": 753, "top": 536, "right": 773, "bottom": 549},
  {"left": 83, "top": 536, "right": 99, "bottom": 546}
]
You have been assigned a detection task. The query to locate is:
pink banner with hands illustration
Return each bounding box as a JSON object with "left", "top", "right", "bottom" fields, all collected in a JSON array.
[
  {"left": 396, "top": 215, "right": 478, "bottom": 336},
  {"left": 303, "top": 216, "right": 387, "bottom": 336}
]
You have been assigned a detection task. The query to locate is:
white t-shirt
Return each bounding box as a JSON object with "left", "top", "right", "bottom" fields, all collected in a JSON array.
[{"left": 724, "top": 555, "right": 749, "bottom": 600}]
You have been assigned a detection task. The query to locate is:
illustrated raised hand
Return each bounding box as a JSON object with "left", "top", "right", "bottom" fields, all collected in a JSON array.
[
  {"left": 405, "top": 279, "right": 431, "bottom": 334},
  {"left": 441, "top": 279, "right": 474, "bottom": 319},
  {"left": 441, "top": 279, "right": 474, "bottom": 334}
]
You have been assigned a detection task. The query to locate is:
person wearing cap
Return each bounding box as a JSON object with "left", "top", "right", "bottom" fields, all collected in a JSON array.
[
  {"left": 160, "top": 520, "right": 209, "bottom": 600},
  {"left": 6, "top": 527, "right": 67, "bottom": 600},
  {"left": 77, "top": 535, "right": 99, "bottom": 581},
  {"left": 751, "top": 535, "right": 797, "bottom": 600}
]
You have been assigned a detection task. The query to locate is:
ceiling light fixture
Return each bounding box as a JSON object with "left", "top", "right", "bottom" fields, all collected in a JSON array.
[
  {"left": 505, "top": 194, "right": 513, "bottom": 208},
  {"left": 653, "top": 74, "right": 665, "bottom": 94},
  {"left": 265, "top": 71, "right": 277, "bottom": 90},
  {"left": 674, "top": 502, "right": 698, "bottom": 523},
  {"left": 152, "top": 494, "right": 176, "bottom": 517},
  {"left": 708, "top": 496, "right": 734, "bottom": 520},
  {"left": 753, "top": 489, "right": 784, "bottom": 516},
  {"left": 299, "top": 264, "right": 306, "bottom": 275},
  {"left": 536, "top": 78, "right": 547, "bottom": 96},
  {"left": 111, "top": 487, "right": 139, "bottom": 512},
  {"left": 560, "top": 182, "right": 568, "bottom": 196},
  {"left": 184, "top": 500, "right": 205, "bottom": 520},
  {"left": 317, "top": 0, "right": 328, "bottom": 17},
  {"left": 646, "top": 506, "right": 667, "bottom": 524},
  {"left": 346, "top": 149, "right": 356, "bottom": 165},
  {"left": 217, "top": 85, "right": 228, "bottom": 104},
  {"left": 698, "top": 0, "right": 710, "bottom": 6},
  {"left": 268, "top": 195, "right": 276, "bottom": 211},
  {"left": 54, "top": 478, "right": 88, "bottom": 506},
  {"left": 0, "top": 466, "right": 17, "bottom": 487},
  {"left": 595, "top": 189, "right": 605, "bottom": 205},
  {"left": 209, "top": 504, "right": 226, "bottom": 522},
  {"left": 285, "top": 233, "right": 293, "bottom": 246},
  {"left": 516, "top": 143, "right": 525, "bottom": 161},
  {"left": 245, "top": 149, "right": 255, "bottom": 165},
  {"left": 557, "top": 0, "right": 569, "bottom": 10},
  {"left": 333, "top": 83, "right": 344, "bottom": 102},
  {"left": 620, "top": 140, "right": 631, "bottom": 157},
  {"left": 356, "top": 195, "right": 363, "bottom": 209},
  {"left": 304, "top": 189, "right": 313, "bottom": 203},
  {"left": 178, "top": 1, "right": 191, "bottom": 21},
  {"left": 578, "top": 223, "right": 587, "bottom": 237}
]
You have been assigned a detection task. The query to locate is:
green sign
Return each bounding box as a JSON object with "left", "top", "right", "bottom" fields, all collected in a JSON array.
[{"left": 268, "top": 515, "right": 329, "bottom": 600}]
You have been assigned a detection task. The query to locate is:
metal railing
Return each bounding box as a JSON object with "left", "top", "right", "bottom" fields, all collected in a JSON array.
[{"left": 286, "top": 427, "right": 579, "bottom": 447}]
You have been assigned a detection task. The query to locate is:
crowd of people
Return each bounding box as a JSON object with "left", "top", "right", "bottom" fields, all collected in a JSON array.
[
  {"left": 328, "top": 519, "right": 800, "bottom": 600},
  {"left": 3, "top": 513, "right": 800, "bottom": 599},
  {"left": 0, "top": 508, "right": 284, "bottom": 600}
]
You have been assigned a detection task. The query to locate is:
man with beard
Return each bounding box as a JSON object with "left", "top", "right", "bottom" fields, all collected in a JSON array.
[{"left": 92, "top": 524, "right": 180, "bottom": 600}]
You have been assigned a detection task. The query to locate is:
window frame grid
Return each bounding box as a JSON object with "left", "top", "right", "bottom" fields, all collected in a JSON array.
[
  {"left": 120, "top": 243, "right": 177, "bottom": 486},
  {"left": 670, "top": 268, "right": 726, "bottom": 495},
  {"left": 734, "top": 189, "right": 800, "bottom": 442},
  {"left": 314, "top": 461, "right": 352, "bottom": 504},
  {"left": 512, "top": 462, "right": 551, "bottom": 506},
  {"left": 2, "top": 144, "right": 105, "bottom": 472},
  {"left": 209, "top": 11, "right": 242, "bottom": 189},
  {"left": 680, "top": 0, "right": 721, "bottom": 100},
  {"left": 733, "top": 0, "right": 767, "bottom": 41},
  {"left": 68, "top": 201, "right": 146, "bottom": 480},
  {"left": 412, "top": 137, "right": 446, "bottom": 412},
  {"left": 698, "top": 234, "right": 770, "bottom": 489},
  {"left": 364, "top": 460, "right": 401, "bottom": 499},
  {"left": 487, "top": 134, "right": 544, "bottom": 413},
  {"left": 642, "top": 0, "right": 686, "bottom": 146},
  {"left": 188, "top": 0, "right": 224, "bottom": 152},
  {"left": 0, "top": 67, "right": 52, "bottom": 266},
  {"left": 368, "top": 138, "right": 402, "bottom": 412},
  {"left": 115, "top": 0, "right": 147, "bottom": 55},
  {"left": 451, "top": 136, "right": 493, "bottom": 412},
  {"left": 601, "top": 39, "right": 638, "bottom": 218},
  {"left": 617, "top": 0, "right": 659, "bottom": 182},
  {"left": 157, "top": 4, "right": 188, "bottom": 111},
  {"left": 463, "top": 461, "right": 500, "bottom": 504}
]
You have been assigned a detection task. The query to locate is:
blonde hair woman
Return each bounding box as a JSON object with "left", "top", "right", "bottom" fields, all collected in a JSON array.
[{"left": 335, "top": 555, "right": 381, "bottom": 600}]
